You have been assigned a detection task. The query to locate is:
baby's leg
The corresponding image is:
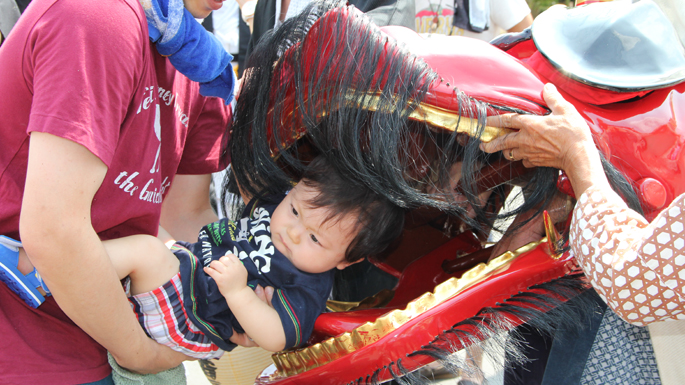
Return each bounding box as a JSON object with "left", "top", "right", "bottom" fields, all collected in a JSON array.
[
  {"left": 15, "top": 234, "right": 180, "bottom": 296},
  {"left": 101, "top": 235, "right": 180, "bottom": 295}
]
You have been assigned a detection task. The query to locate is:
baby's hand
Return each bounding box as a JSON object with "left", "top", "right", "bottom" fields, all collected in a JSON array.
[{"left": 204, "top": 253, "right": 248, "bottom": 296}]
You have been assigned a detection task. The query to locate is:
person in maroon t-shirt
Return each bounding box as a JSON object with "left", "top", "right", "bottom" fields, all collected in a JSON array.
[{"left": 0, "top": 0, "right": 255, "bottom": 383}]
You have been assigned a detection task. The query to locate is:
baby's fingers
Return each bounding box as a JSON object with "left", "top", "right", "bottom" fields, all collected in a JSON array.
[
  {"left": 219, "top": 253, "right": 244, "bottom": 269},
  {"left": 206, "top": 258, "right": 229, "bottom": 274},
  {"left": 204, "top": 265, "right": 221, "bottom": 279}
]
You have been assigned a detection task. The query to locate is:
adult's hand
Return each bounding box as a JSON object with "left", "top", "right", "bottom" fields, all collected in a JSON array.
[
  {"left": 228, "top": 284, "right": 275, "bottom": 348},
  {"left": 480, "top": 83, "right": 610, "bottom": 197}
]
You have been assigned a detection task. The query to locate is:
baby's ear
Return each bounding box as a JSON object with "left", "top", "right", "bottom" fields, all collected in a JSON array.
[{"left": 336, "top": 258, "right": 364, "bottom": 270}]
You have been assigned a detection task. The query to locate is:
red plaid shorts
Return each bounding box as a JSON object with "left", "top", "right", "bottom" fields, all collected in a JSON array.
[{"left": 128, "top": 272, "right": 224, "bottom": 359}]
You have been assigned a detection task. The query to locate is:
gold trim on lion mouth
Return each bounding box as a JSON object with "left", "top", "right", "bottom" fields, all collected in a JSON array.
[
  {"left": 340, "top": 91, "right": 514, "bottom": 143},
  {"left": 268, "top": 89, "right": 514, "bottom": 157},
  {"left": 270, "top": 237, "right": 548, "bottom": 378}
]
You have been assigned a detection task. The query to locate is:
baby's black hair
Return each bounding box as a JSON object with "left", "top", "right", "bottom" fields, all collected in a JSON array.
[{"left": 300, "top": 156, "right": 405, "bottom": 263}]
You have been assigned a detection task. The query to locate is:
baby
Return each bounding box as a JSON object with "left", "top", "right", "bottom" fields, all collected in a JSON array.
[{"left": 0, "top": 156, "right": 404, "bottom": 358}]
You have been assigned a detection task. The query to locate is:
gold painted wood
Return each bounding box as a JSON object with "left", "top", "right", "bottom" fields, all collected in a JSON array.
[
  {"left": 272, "top": 238, "right": 549, "bottom": 377},
  {"left": 270, "top": 90, "right": 514, "bottom": 156},
  {"left": 341, "top": 91, "right": 514, "bottom": 143}
]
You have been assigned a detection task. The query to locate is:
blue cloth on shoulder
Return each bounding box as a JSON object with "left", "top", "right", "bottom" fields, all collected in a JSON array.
[{"left": 142, "top": 0, "right": 235, "bottom": 105}]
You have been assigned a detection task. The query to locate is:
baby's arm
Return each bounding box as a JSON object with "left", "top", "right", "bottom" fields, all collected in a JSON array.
[{"left": 204, "top": 254, "right": 286, "bottom": 352}]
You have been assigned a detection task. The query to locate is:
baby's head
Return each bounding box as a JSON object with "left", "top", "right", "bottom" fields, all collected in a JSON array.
[{"left": 270, "top": 157, "right": 404, "bottom": 274}]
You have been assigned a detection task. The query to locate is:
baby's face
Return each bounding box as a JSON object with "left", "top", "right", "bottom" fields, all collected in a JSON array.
[{"left": 270, "top": 183, "right": 360, "bottom": 274}]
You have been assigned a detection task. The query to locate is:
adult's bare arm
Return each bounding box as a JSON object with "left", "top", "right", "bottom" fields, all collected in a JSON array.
[
  {"left": 232, "top": 0, "right": 257, "bottom": 32},
  {"left": 507, "top": 13, "right": 533, "bottom": 33},
  {"left": 20, "top": 132, "right": 187, "bottom": 373},
  {"left": 160, "top": 173, "right": 219, "bottom": 241},
  {"left": 480, "top": 84, "right": 611, "bottom": 197}
]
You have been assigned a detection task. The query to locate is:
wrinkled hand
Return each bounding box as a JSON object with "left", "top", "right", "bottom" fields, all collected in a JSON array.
[
  {"left": 205, "top": 253, "right": 248, "bottom": 296},
  {"left": 480, "top": 84, "right": 596, "bottom": 173},
  {"left": 481, "top": 84, "right": 610, "bottom": 197},
  {"left": 226, "top": 284, "right": 275, "bottom": 348}
]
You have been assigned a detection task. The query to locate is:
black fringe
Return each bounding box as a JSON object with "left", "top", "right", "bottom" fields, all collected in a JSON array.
[
  {"left": 224, "top": 0, "right": 644, "bottom": 243},
  {"left": 225, "top": 0, "right": 568, "bottom": 236}
]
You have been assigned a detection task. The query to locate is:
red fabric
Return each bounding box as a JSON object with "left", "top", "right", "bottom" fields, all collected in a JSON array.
[
  {"left": 526, "top": 51, "right": 650, "bottom": 105},
  {"left": 0, "top": 285, "right": 111, "bottom": 385},
  {"left": 0, "top": 0, "right": 230, "bottom": 383}
]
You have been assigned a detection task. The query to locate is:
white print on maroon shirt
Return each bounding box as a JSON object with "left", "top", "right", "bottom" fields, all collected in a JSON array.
[
  {"left": 135, "top": 85, "right": 189, "bottom": 127},
  {"left": 149, "top": 104, "right": 162, "bottom": 174},
  {"left": 113, "top": 172, "right": 171, "bottom": 204},
  {"left": 158, "top": 86, "right": 190, "bottom": 128},
  {"left": 112, "top": 85, "right": 187, "bottom": 204}
]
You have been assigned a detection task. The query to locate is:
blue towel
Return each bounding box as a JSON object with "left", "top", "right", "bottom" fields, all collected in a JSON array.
[{"left": 142, "top": 0, "right": 235, "bottom": 104}]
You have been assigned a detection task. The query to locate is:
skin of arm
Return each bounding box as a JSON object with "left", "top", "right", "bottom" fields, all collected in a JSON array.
[
  {"left": 480, "top": 83, "right": 612, "bottom": 198},
  {"left": 157, "top": 225, "right": 176, "bottom": 248},
  {"left": 205, "top": 254, "right": 287, "bottom": 352},
  {"left": 20, "top": 132, "right": 187, "bottom": 373},
  {"left": 160, "top": 174, "right": 219, "bottom": 241},
  {"left": 507, "top": 13, "right": 533, "bottom": 33},
  {"left": 232, "top": 0, "right": 256, "bottom": 32}
]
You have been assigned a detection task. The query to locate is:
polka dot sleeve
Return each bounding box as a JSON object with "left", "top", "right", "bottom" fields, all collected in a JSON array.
[{"left": 569, "top": 186, "right": 685, "bottom": 325}]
